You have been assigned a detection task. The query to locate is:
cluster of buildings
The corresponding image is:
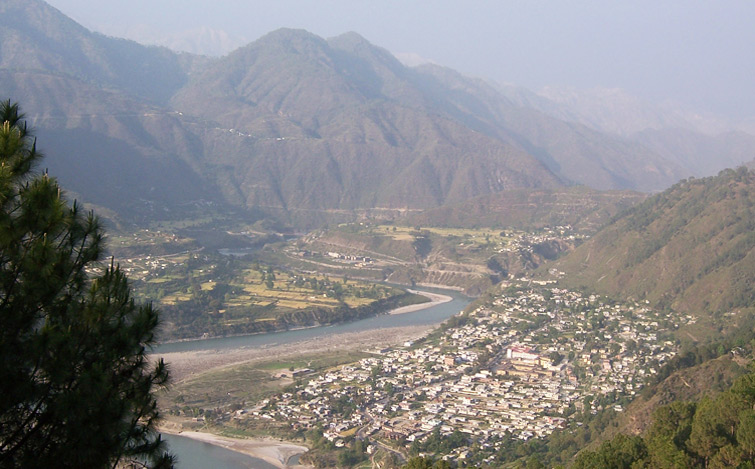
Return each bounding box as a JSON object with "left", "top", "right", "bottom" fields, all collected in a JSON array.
[
  {"left": 326, "top": 252, "right": 374, "bottom": 264},
  {"left": 240, "top": 281, "right": 685, "bottom": 463},
  {"left": 290, "top": 248, "right": 375, "bottom": 267},
  {"left": 495, "top": 225, "right": 584, "bottom": 254},
  {"left": 118, "top": 255, "right": 172, "bottom": 281}
]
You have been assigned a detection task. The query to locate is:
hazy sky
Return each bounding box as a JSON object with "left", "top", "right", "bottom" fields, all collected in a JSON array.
[{"left": 45, "top": 0, "right": 755, "bottom": 119}]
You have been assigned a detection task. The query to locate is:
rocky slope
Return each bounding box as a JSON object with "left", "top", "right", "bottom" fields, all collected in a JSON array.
[{"left": 3, "top": 0, "right": 753, "bottom": 229}]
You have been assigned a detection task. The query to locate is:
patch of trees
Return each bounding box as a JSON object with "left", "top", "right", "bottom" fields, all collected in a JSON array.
[
  {"left": 409, "top": 428, "right": 468, "bottom": 457},
  {"left": 439, "top": 314, "right": 470, "bottom": 332},
  {"left": 299, "top": 426, "right": 368, "bottom": 468},
  {"left": 530, "top": 240, "right": 566, "bottom": 260},
  {"left": 402, "top": 456, "right": 453, "bottom": 468},
  {"left": 618, "top": 168, "right": 755, "bottom": 270},
  {"left": 336, "top": 439, "right": 369, "bottom": 467},
  {"left": 643, "top": 312, "right": 755, "bottom": 395},
  {"left": 486, "top": 398, "right": 628, "bottom": 468},
  {"left": 412, "top": 232, "right": 433, "bottom": 259},
  {"left": 573, "top": 370, "right": 755, "bottom": 468}
]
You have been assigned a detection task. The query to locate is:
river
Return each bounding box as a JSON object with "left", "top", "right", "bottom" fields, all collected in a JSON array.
[
  {"left": 155, "top": 287, "right": 470, "bottom": 354},
  {"left": 157, "top": 287, "right": 471, "bottom": 468},
  {"left": 162, "top": 433, "right": 278, "bottom": 469}
]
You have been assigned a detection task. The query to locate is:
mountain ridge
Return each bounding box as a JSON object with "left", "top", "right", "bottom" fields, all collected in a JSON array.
[
  {"left": 0, "top": 0, "right": 194, "bottom": 104},
  {"left": 2, "top": 3, "right": 754, "bottom": 228}
]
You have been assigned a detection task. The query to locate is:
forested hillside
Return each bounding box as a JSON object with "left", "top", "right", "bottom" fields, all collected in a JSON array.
[
  {"left": 573, "top": 369, "right": 755, "bottom": 468},
  {"left": 551, "top": 167, "right": 755, "bottom": 317}
]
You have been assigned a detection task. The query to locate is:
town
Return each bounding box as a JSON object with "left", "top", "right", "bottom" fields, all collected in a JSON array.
[{"left": 235, "top": 281, "right": 687, "bottom": 465}]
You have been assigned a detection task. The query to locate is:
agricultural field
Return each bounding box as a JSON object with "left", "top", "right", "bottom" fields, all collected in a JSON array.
[{"left": 108, "top": 227, "right": 418, "bottom": 340}]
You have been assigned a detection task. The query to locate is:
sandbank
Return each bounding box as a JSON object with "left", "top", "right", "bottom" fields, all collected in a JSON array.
[
  {"left": 390, "top": 289, "right": 453, "bottom": 315},
  {"left": 160, "top": 428, "right": 308, "bottom": 468},
  {"left": 160, "top": 324, "right": 433, "bottom": 381}
]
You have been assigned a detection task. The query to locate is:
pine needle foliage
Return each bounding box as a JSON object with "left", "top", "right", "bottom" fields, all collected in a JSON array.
[{"left": 0, "top": 101, "right": 174, "bottom": 468}]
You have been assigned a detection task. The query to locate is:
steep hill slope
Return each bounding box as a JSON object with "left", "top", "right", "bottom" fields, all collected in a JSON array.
[
  {"left": 1, "top": 7, "right": 565, "bottom": 226},
  {"left": 405, "top": 187, "right": 645, "bottom": 232},
  {"left": 550, "top": 167, "right": 755, "bottom": 315},
  {"left": 170, "top": 29, "right": 562, "bottom": 214},
  {"left": 4, "top": 2, "right": 748, "bottom": 229},
  {"left": 0, "top": 0, "right": 227, "bottom": 222},
  {"left": 172, "top": 29, "right": 688, "bottom": 194},
  {"left": 0, "top": 70, "right": 226, "bottom": 221},
  {"left": 0, "top": 0, "right": 193, "bottom": 104},
  {"left": 411, "top": 65, "right": 686, "bottom": 192}
]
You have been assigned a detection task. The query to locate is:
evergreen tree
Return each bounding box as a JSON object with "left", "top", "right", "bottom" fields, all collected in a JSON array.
[
  {"left": 644, "top": 401, "right": 695, "bottom": 468},
  {"left": 0, "top": 101, "right": 174, "bottom": 468}
]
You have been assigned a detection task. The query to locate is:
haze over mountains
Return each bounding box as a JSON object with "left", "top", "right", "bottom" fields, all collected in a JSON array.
[
  {"left": 109, "top": 25, "right": 246, "bottom": 58},
  {"left": 2, "top": 0, "right": 753, "bottom": 228}
]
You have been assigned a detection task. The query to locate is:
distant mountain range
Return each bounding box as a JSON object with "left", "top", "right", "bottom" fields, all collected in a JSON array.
[
  {"left": 111, "top": 25, "right": 246, "bottom": 57},
  {"left": 2, "top": 0, "right": 753, "bottom": 228},
  {"left": 512, "top": 85, "right": 753, "bottom": 136}
]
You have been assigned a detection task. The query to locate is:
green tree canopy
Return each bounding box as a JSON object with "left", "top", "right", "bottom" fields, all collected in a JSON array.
[
  {"left": 573, "top": 367, "right": 755, "bottom": 469},
  {"left": 0, "top": 101, "right": 173, "bottom": 468},
  {"left": 572, "top": 433, "right": 648, "bottom": 469},
  {"left": 402, "top": 456, "right": 452, "bottom": 469}
]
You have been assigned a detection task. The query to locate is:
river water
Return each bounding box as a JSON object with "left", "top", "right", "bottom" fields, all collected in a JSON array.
[
  {"left": 157, "top": 287, "right": 471, "bottom": 468},
  {"left": 163, "top": 433, "right": 278, "bottom": 469},
  {"left": 155, "top": 288, "right": 470, "bottom": 355}
]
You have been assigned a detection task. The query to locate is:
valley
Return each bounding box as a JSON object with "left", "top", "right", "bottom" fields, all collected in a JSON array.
[
  {"left": 112, "top": 220, "right": 583, "bottom": 340},
  {"left": 146, "top": 169, "right": 755, "bottom": 468},
  {"left": 1, "top": 2, "right": 754, "bottom": 468}
]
